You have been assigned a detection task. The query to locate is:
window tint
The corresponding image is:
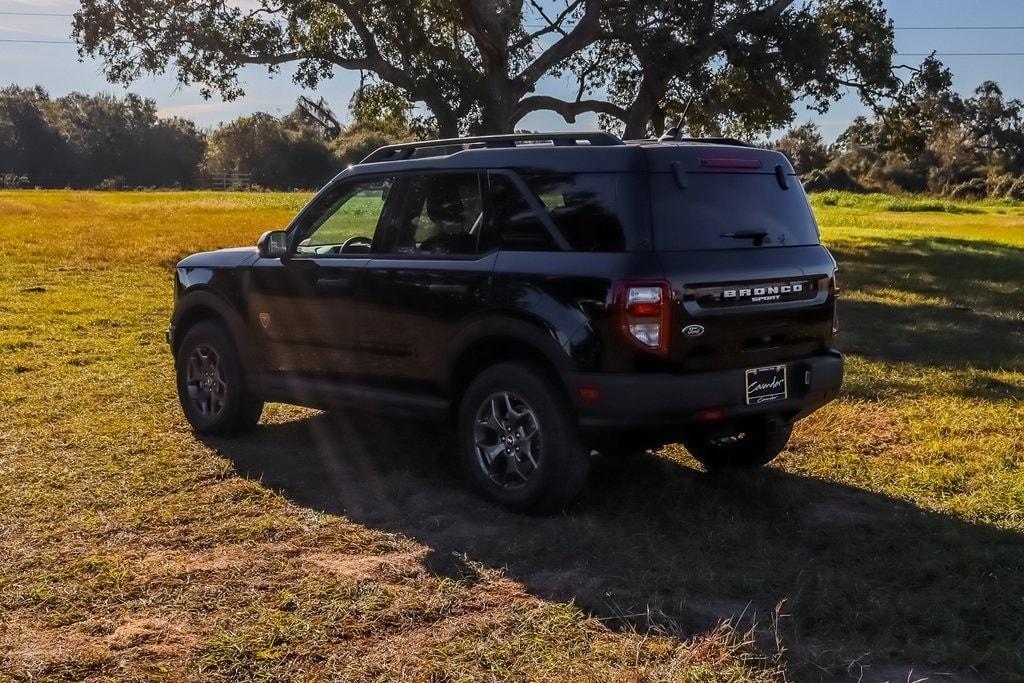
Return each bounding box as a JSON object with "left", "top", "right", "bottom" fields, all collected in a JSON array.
[
  {"left": 296, "top": 177, "right": 393, "bottom": 256},
  {"left": 486, "top": 174, "right": 556, "bottom": 251},
  {"left": 520, "top": 173, "right": 626, "bottom": 252},
  {"left": 392, "top": 173, "right": 483, "bottom": 256},
  {"left": 649, "top": 173, "right": 819, "bottom": 251}
]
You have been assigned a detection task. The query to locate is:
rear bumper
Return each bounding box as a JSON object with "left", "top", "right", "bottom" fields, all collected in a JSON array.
[{"left": 564, "top": 350, "right": 843, "bottom": 431}]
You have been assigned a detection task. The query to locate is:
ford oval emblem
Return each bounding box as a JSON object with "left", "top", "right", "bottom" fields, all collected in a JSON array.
[{"left": 682, "top": 324, "right": 705, "bottom": 337}]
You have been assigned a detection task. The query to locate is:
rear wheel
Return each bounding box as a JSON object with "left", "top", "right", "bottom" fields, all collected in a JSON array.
[
  {"left": 683, "top": 420, "right": 792, "bottom": 471},
  {"left": 457, "top": 363, "right": 589, "bottom": 513},
  {"left": 175, "top": 321, "right": 263, "bottom": 436}
]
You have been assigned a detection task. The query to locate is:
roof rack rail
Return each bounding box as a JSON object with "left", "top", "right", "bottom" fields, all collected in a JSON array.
[{"left": 360, "top": 132, "right": 624, "bottom": 164}]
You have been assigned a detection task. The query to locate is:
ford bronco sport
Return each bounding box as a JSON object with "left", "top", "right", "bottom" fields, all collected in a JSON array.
[{"left": 169, "top": 132, "right": 843, "bottom": 512}]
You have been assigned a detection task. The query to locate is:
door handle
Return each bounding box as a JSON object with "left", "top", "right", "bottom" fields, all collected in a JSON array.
[
  {"left": 316, "top": 277, "right": 353, "bottom": 293},
  {"left": 428, "top": 283, "right": 469, "bottom": 294}
]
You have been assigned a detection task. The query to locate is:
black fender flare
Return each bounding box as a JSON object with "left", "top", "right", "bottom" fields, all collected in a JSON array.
[
  {"left": 170, "top": 289, "right": 258, "bottom": 372},
  {"left": 440, "top": 313, "right": 578, "bottom": 396}
]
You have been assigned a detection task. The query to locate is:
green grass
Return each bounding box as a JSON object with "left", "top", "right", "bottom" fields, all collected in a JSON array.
[{"left": 1, "top": 190, "right": 1022, "bottom": 681}]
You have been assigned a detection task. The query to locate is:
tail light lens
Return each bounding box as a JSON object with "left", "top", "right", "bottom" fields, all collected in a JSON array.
[
  {"left": 831, "top": 270, "right": 840, "bottom": 335},
  {"left": 618, "top": 281, "right": 671, "bottom": 357}
]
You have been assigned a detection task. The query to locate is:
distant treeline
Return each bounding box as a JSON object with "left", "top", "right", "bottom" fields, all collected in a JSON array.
[
  {"left": 0, "top": 85, "right": 413, "bottom": 190},
  {"left": 776, "top": 58, "right": 1024, "bottom": 200},
  {"left": 6, "top": 57, "right": 1024, "bottom": 196}
]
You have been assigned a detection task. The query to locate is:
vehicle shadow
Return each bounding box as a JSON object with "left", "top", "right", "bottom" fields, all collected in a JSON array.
[{"left": 205, "top": 413, "right": 1024, "bottom": 681}]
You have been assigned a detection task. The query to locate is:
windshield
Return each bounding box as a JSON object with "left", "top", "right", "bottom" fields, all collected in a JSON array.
[{"left": 650, "top": 172, "right": 819, "bottom": 251}]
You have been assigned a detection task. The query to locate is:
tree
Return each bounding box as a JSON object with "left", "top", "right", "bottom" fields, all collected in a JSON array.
[
  {"left": 967, "top": 81, "right": 1024, "bottom": 171},
  {"left": 294, "top": 96, "right": 343, "bottom": 139},
  {"left": 204, "top": 112, "right": 341, "bottom": 188},
  {"left": 0, "top": 86, "right": 69, "bottom": 180},
  {"left": 330, "top": 83, "right": 422, "bottom": 165},
  {"left": 73, "top": 0, "right": 897, "bottom": 138},
  {"left": 145, "top": 117, "right": 207, "bottom": 186},
  {"left": 774, "top": 122, "right": 829, "bottom": 174},
  {"left": 0, "top": 86, "right": 206, "bottom": 187},
  {"left": 824, "top": 56, "right": 1024, "bottom": 195}
]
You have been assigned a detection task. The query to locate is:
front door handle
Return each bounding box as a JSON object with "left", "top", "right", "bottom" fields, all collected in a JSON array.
[
  {"left": 316, "top": 277, "right": 353, "bottom": 293},
  {"left": 428, "top": 283, "right": 469, "bottom": 294}
]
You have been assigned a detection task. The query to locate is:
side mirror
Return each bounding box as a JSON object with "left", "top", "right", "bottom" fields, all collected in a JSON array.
[{"left": 257, "top": 230, "right": 288, "bottom": 259}]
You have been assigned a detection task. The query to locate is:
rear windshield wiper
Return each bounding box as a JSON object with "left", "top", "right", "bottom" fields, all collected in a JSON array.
[{"left": 721, "top": 230, "right": 769, "bottom": 246}]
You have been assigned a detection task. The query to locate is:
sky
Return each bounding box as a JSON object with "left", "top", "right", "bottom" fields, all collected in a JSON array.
[{"left": 3, "top": 0, "right": 1024, "bottom": 139}]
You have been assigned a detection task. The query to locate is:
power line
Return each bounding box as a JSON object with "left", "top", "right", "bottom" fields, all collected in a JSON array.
[
  {"left": 898, "top": 52, "right": 1024, "bottom": 56},
  {"left": 4, "top": 12, "right": 1024, "bottom": 28},
  {"left": 0, "top": 11, "right": 72, "bottom": 16},
  {"left": 5, "top": 10, "right": 1024, "bottom": 34},
  {"left": 0, "top": 39, "right": 1022, "bottom": 56},
  {"left": 0, "top": 38, "right": 74, "bottom": 44},
  {"left": 897, "top": 26, "right": 1024, "bottom": 30},
  {"left": 1, "top": 33, "right": 1024, "bottom": 54}
]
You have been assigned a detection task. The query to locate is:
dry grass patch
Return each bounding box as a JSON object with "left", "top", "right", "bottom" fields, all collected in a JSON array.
[{"left": 1, "top": 190, "right": 1022, "bottom": 681}]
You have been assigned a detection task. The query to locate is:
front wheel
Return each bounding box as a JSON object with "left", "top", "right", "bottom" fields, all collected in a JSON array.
[
  {"left": 457, "top": 363, "right": 589, "bottom": 513},
  {"left": 683, "top": 420, "right": 792, "bottom": 472},
  {"left": 175, "top": 321, "right": 263, "bottom": 436}
]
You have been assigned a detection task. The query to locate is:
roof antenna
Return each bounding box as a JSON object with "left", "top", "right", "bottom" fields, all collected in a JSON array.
[{"left": 659, "top": 98, "right": 693, "bottom": 142}]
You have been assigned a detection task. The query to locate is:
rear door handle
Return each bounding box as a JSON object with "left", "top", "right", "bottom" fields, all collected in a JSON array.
[
  {"left": 316, "top": 277, "right": 353, "bottom": 293},
  {"left": 428, "top": 283, "right": 469, "bottom": 294}
]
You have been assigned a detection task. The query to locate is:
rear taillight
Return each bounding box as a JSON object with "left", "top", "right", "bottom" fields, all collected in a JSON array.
[
  {"left": 831, "top": 270, "right": 840, "bottom": 335},
  {"left": 617, "top": 281, "right": 671, "bottom": 357}
]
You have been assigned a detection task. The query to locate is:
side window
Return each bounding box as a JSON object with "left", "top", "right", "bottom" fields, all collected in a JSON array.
[
  {"left": 295, "top": 177, "right": 393, "bottom": 256},
  {"left": 520, "top": 172, "right": 626, "bottom": 252},
  {"left": 391, "top": 173, "right": 484, "bottom": 256},
  {"left": 486, "top": 173, "right": 557, "bottom": 251}
]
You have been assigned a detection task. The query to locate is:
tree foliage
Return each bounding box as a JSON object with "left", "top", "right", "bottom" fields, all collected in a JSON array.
[
  {"left": 203, "top": 112, "right": 340, "bottom": 189},
  {"left": 0, "top": 83, "right": 420, "bottom": 189},
  {"left": 777, "top": 57, "right": 1024, "bottom": 197},
  {"left": 73, "top": 0, "right": 897, "bottom": 137},
  {"left": 0, "top": 86, "right": 205, "bottom": 187},
  {"left": 774, "top": 122, "right": 829, "bottom": 174}
]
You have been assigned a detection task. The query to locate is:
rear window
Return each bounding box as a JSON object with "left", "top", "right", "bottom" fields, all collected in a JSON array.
[
  {"left": 520, "top": 172, "right": 627, "bottom": 252},
  {"left": 649, "top": 173, "right": 819, "bottom": 250}
]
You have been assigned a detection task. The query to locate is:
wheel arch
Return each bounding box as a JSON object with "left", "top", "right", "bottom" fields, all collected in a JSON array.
[
  {"left": 444, "top": 315, "right": 577, "bottom": 420},
  {"left": 171, "top": 290, "right": 257, "bottom": 372}
]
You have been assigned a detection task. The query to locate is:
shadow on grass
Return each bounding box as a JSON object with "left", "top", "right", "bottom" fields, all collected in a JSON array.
[
  {"left": 207, "top": 415, "right": 1024, "bottom": 681},
  {"left": 832, "top": 237, "right": 1024, "bottom": 378}
]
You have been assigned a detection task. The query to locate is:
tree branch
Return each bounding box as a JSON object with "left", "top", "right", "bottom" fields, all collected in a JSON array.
[
  {"left": 458, "top": 0, "right": 509, "bottom": 70},
  {"left": 514, "top": 0, "right": 602, "bottom": 93},
  {"left": 510, "top": 94, "right": 626, "bottom": 126},
  {"left": 321, "top": 0, "right": 382, "bottom": 60},
  {"left": 512, "top": 0, "right": 582, "bottom": 49},
  {"left": 702, "top": 0, "right": 797, "bottom": 58}
]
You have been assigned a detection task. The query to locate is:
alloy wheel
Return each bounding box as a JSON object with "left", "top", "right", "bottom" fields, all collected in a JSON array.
[
  {"left": 185, "top": 344, "right": 227, "bottom": 418},
  {"left": 473, "top": 391, "right": 542, "bottom": 489}
]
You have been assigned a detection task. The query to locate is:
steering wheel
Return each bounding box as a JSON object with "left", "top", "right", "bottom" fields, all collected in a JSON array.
[{"left": 340, "top": 235, "right": 373, "bottom": 252}]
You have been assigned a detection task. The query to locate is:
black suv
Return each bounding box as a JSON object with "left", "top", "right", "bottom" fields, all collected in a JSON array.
[{"left": 169, "top": 132, "right": 842, "bottom": 512}]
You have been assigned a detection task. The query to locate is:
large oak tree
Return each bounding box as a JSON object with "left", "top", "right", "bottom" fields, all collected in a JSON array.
[{"left": 73, "top": 0, "right": 897, "bottom": 138}]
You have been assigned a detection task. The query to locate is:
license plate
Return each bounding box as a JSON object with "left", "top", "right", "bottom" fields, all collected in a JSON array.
[{"left": 745, "top": 365, "right": 787, "bottom": 405}]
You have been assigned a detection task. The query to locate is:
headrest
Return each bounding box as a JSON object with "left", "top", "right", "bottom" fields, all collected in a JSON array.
[{"left": 426, "top": 178, "right": 466, "bottom": 225}]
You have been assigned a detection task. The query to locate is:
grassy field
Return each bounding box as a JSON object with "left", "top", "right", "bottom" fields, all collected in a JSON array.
[{"left": 0, "top": 190, "right": 1021, "bottom": 682}]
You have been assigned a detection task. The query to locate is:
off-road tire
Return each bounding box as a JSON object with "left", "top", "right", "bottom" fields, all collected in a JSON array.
[
  {"left": 175, "top": 321, "right": 263, "bottom": 436},
  {"left": 683, "top": 421, "right": 792, "bottom": 471},
  {"left": 457, "top": 362, "right": 589, "bottom": 513}
]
